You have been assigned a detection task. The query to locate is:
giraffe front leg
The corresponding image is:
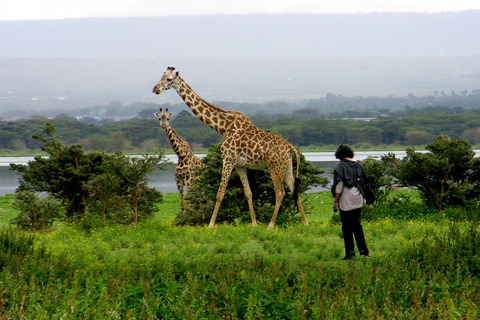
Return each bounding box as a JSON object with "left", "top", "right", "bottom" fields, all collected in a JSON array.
[
  {"left": 208, "top": 162, "right": 235, "bottom": 229},
  {"left": 236, "top": 166, "right": 257, "bottom": 227},
  {"left": 176, "top": 179, "right": 186, "bottom": 211}
]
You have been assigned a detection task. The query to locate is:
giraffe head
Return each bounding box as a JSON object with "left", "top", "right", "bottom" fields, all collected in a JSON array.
[
  {"left": 153, "top": 108, "right": 174, "bottom": 129},
  {"left": 153, "top": 66, "right": 180, "bottom": 95}
]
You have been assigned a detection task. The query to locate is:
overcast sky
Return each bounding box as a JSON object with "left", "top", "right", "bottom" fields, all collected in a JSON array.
[{"left": 1, "top": 0, "right": 480, "bottom": 20}]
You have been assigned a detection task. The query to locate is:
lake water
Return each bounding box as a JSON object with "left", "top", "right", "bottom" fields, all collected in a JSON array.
[{"left": 0, "top": 151, "right": 410, "bottom": 196}]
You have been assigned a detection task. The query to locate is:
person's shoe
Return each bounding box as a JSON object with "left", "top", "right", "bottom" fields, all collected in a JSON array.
[
  {"left": 360, "top": 250, "right": 370, "bottom": 257},
  {"left": 342, "top": 256, "right": 354, "bottom": 260}
]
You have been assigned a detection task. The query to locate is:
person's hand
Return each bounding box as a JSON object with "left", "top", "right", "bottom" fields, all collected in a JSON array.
[{"left": 333, "top": 201, "right": 339, "bottom": 212}]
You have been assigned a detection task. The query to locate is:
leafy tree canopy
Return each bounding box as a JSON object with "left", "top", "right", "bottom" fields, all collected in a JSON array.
[
  {"left": 10, "top": 123, "right": 169, "bottom": 228},
  {"left": 384, "top": 135, "right": 480, "bottom": 210}
]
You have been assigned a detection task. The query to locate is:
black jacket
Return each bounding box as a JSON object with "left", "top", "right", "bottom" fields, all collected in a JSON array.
[{"left": 331, "top": 159, "right": 367, "bottom": 198}]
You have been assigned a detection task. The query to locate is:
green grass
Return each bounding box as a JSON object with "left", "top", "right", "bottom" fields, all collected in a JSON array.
[
  {"left": 0, "top": 194, "right": 15, "bottom": 226},
  {"left": 1, "top": 192, "right": 480, "bottom": 319}
]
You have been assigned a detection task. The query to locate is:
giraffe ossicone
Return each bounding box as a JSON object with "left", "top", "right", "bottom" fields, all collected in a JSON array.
[
  {"left": 153, "top": 66, "right": 308, "bottom": 229},
  {"left": 154, "top": 107, "right": 204, "bottom": 211}
]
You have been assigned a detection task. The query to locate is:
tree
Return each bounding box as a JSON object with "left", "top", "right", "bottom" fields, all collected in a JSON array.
[
  {"left": 385, "top": 135, "right": 480, "bottom": 210},
  {"left": 404, "top": 130, "right": 430, "bottom": 146},
  {"left": 356, "top": 127, "right": 383, "bottom": 145},
  {"left": 10, "top": 123, "right": 169, "bottom": 226},
  {"left": 460, "top": 127, "right": 480, "bottom": 145},
  {"left": 361, "top": 157, "right": 395, "bottom": 205},
  {"left": 84, "top": 152, "right": 165, "bottom": 225},
  {"left": 12, "top": 191, "right": 64, "bottom": 230},
  {"left": 175, "top": 142, "right": 329, "bottom": 226},
  {"left": 11, "top": 123, "right": 106, "bottom": 218}
]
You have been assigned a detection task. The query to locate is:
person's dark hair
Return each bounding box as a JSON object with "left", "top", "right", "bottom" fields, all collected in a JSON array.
[{"left": 335, "top": 144, "right": 354, "bottom": 160}]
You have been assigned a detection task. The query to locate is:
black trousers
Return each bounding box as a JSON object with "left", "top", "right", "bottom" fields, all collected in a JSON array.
[{"left": 339, "top": 207, "right": 369, "bottom": 258}]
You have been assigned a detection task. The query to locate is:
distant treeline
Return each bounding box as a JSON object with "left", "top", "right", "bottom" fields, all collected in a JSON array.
[
  {"left": 1, "top": 104, "right": 480, "bottom": 152},
  {"left": 3, "top": 89, "right": 480, "bottom": 121},
  {"left": 307, "top": 90, "right": 480, "bottom": 117}
]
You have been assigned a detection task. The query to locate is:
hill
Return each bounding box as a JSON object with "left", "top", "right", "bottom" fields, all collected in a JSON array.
[{"left": 1, "top": 12, "right": 480, "bottom": 117}]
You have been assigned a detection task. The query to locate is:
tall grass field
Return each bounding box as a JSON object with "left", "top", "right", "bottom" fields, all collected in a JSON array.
[{"left": 1, "top": 191, "right": 479, "bottom": 319}]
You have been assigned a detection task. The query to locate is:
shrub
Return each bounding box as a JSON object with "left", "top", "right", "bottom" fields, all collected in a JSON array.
[
  {"left": 384, "top": 135, "right": 480, "bottom": 210},
  {"left": 11, "top": 191, "right": 64, "bottom": 230},
  {"left": 10, "top": 123, "right": 168, "bottom": 227},
  {"left": 362, "top": 157, "right": 395, "bottom": 205}
]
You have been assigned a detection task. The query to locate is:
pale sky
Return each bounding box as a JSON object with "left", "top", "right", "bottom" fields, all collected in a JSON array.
[{"left": 1, "top": 0, "right": 480, "bottom": 21}]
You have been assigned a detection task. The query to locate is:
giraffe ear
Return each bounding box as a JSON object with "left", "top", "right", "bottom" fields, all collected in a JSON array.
[
  {"left": 176, "top": 71, "right": 179, "bottom": 76},
  {"left": 153, "top": 112, "right": 160, "bottom": 118},
  {"left": 168, "top": 112, "right": 174, "bottom": 118}
]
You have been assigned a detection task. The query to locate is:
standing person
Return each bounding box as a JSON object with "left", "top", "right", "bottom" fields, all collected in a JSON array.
[{"left": 332, "top": 144, "right": 370, "bottom": 260}]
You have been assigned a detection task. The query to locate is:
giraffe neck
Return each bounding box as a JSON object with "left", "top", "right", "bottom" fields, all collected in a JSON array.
[
  {"left": 174, "top": 76, "right": 230, "bottom": 135},
  {"left": 165, "top": 126, "right": 191, "bottom": 158}
]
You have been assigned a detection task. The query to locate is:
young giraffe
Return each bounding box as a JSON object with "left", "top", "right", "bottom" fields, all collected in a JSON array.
[
  {"left": 153, "top": 67, "right": 308, "bottom": 229},
  {"left": 154, "top": 107, "right": 204, "bottom": 210}
]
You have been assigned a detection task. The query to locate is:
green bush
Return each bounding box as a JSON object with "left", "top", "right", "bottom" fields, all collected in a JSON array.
[
  {"left": 11, "top": 191, "right": 64, "bottom": 230},
  {"left": 362, "top": 157, "right": 395, "bottom": 205},
  {"left": 384, "top": 135, "right": 480, "bottom": 210},
  {"left": 10, "top": 123, "right": 167, "bottom": 228}
]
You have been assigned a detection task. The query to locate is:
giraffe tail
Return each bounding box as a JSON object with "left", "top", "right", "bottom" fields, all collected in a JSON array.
[
  {"left": 291, "top": 146, "right": 301, "bottom": 203},
  {"left": 293, "top": 177, "right": 300, "bottom": 204}
]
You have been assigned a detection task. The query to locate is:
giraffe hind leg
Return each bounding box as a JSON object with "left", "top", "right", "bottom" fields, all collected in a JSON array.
[
  {"left": 285, "top": 165, "right": 309, "bottom": 226},
  {"left": 236, "top": 166, "right": 258, "bottom": 227}
]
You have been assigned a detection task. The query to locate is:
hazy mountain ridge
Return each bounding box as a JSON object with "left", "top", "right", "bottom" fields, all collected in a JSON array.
[
  {"left": 1, "top": 12, "right": 480, "bottom": 118},
  {"left": 1, "top": 56, "right": 480, "bottom": 118}
]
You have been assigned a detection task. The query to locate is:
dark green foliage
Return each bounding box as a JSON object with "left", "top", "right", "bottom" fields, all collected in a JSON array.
[
  {"left": 103, "top": 118, "right": 159, "bottom": 147},
  {"left": 0, "top": 230, "right": 36, "bottom": 270},
  {"left": 4, "top": 104, "right": 480, "bottom": 152},
  {"left": 385, "top": 135, "right": 480, "bottom": 210},
  {"left": 10, "top": 123, "right": 108, "bottom": 218},
  {"left": 11, "top": 191, "right": 64, "bottom": 230},
  {"left": 9, "top": 123, "right": 167, "bottom": 228},
  {"left": 361, "top": 157, "right": 395, "bottom": 205},
  {"left": 83, "top": 153, "right": 165, "bottom": 227},
  {"left": 176, "top": 143, "right": 329, "bottom": 226}
]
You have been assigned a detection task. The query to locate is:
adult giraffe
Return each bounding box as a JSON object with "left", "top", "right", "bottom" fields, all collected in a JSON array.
[
  {"left": 154, "top": 107, "right": 204, "bottom": 210},
  {"left": 153, "top": 66, "right": 308, "bottom": 229}
]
